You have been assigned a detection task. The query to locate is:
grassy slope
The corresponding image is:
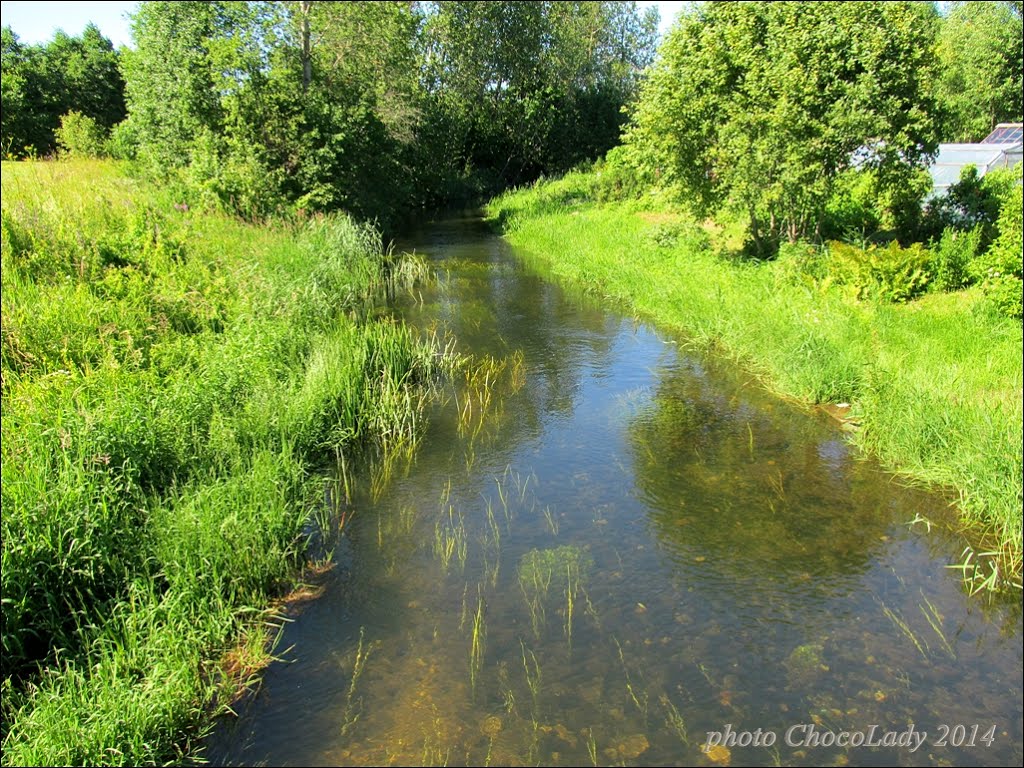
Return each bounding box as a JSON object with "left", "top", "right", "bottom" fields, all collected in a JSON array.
[
  {"left": 488, "top": 173, "right": 1023, "bottom": 585},
  {"left": 1, "top": 160, "right": 440, "bottom": 764}
]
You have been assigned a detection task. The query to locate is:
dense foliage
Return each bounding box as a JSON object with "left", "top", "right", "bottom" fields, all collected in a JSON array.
[
  {"left": 1, "top": 24, "right": 125, "bottom": 158},
  {"left": 4, "top": 1, "right": 1020, "bottom": 231},
  {"left": 936, "top": 1, "right": 1023, "bottom": 142},
  {"left": 622, "top": 1, "right": 944, "bottom": 253},
  {"left": 2, "top": 2, "right": 657, "bottom": 223},
  {"left": 0, "top": 160, "right": 441, "bottom": 764},
  {"left": 111, "top": 0, "right": 658, "bottom": 224}
]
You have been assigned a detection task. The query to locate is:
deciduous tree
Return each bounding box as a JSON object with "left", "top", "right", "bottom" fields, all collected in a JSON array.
[
  {"left": 624, "top": 2, "right": 942, "bottom": 253},
  {"left": 936, "top": 1, "right": 1023, "bottom": 141}
]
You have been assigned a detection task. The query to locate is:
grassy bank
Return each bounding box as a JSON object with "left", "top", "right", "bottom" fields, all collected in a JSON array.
[
  {"left": 488, "top": 172, "right": 1023, "bottom": 587},
  {"left": 1, "top": 160, "right": 443, "bottom": 765}
]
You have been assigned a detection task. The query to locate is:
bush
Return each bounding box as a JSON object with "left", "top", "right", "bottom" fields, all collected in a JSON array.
[
  {"left": 875, "top": 168, "right": 934, "bottom": 241},
  {"left": 931, "top": 225, "right": 982, "bottom": 292},
  {"left": 979, "top": 275, "right": 1023, "bottom": 319},
  {"left": 922, "top": 165, "right": 1017, "bottom": 247},
  {"left": 821, "top": 168, "right": 882, "bottom": 241},
  {"left": 646, "top": 217, "right": 710, "bottom": 252},
  {"left": 820, "top": 166, "right": 934, "bottom": 245},
  {"left": 826, "top": 240, "right": 934, "bottom": 303},
  {"left": 772, "top": 241, "right": 829, "bottom": 288},
  {"left": 592, "top": 146, "right": 650, "bottom": 203},
  {"left": 55, "top": 111, "right": 108, "bottom": 159},
  {"left": 106, "top": 120, "right": 139, "bottom": 161},
  {"left": 973, "top": 180, "right": 1023, "bottom": 319}
]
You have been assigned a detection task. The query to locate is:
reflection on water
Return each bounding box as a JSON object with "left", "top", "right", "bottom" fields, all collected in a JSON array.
[{"left": 205, "top": 215, "right": 1022, "bottom": 767}]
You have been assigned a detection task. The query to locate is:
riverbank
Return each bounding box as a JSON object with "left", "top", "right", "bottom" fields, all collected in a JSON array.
[
  {"left": 0, "top": 160, "right": 443, "bottom": 765},
  {"left": 487, "top": 175, "right": 1023, "bottom": 588}
]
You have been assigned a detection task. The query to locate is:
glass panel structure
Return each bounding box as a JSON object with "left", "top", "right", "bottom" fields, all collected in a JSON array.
[{"left": 982, "top": 123, "right": 1024, "bottom": 144}]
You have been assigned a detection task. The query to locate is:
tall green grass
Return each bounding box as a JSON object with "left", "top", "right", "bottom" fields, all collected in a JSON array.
[
  {"left": 488, "top": 178, "right": 1023, "bottom": 584},
  {"left": 1, "top": 160, "right": 442, "bottom": 764}
]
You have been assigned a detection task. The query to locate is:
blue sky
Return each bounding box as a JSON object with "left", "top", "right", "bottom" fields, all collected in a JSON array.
[
  {"left": 1, "top": 1, "right": 139, "bottom": 47},
  {"left": 1, "top": 1, "right": 687, "bottom": 48}
]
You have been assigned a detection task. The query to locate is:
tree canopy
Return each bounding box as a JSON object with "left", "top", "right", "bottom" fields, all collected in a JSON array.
[
  {"left": 936, "top": 0, "right": 1023, "bottom": 141},
  {"left": 112, "top": 0, "right": 658, "bottom": 222},
  {"left": 1, "top": 23, "right": 125, "bottom": 157},
  {"left": 623, "top": 1, "right": 944, "bottom": 252},
  {"left": 4, "top": 0, "right": 1021, "bottom": 231}
]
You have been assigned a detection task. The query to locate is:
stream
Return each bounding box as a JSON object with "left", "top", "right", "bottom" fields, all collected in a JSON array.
[{"left": 205, "top": 214, "right": 1023, "bottom": 767}]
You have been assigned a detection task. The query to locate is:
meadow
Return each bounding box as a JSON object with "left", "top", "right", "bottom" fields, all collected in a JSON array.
[{"left": 0, "top": 160, "right": 444, "bottom": 765}]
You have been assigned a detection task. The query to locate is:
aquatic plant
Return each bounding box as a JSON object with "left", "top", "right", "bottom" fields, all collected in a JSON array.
[
  {"left": 584, "top": 727, "right": 599, "bottom": 766},
  {"left": 542, "top": 505, "right": 559, "bottom": 536},
  {"left": 946, "top": 545, "right": 1019, "bottom": 595},
  {"left": 433, "top": 506, "right": 468, "bottom": 575},
  {"left": 520, "top": 641, "right": 543, "bottom": 720},
  {"left": 660, "top": 693, "right": 690, "bottom": 748},
  {"left": 517, "top": 545, "right": 592, "bottom": 639},
  {"left": 919, "top": 593, "right": 956, "bottom": 659},
  {"left": 341, "top": 627, "right": 380, "bottom": 737},
  {"left": 482, "top": 499, "right": 502, "bottom": 587},
  {"left": 470, "top": 588, "right": 487, "bottom": 695},
  {"left": 877, "top": 599, "right": 929, "bottom": 660},
  {"left": 615, "top": 637, "right": 649, "bottom": 719},
  {"left": 783, "top": 642, "right": 828, "bottom": 687}
]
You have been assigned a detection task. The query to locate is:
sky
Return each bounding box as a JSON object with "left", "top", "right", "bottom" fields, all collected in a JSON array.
[
  {"left": 1, "top": 1, "right": 689, "bottom": 49},
  {"left": 1, "top": 1, "right": 139, "bottom": 47}
]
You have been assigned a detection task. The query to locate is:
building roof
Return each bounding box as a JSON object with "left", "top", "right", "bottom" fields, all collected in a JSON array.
[
  {"left": 982, "top": 123, "right": 1023, "bottom": 144},
  {"left": 930, "top": 139, "right": 1023, "bottom": 194}
]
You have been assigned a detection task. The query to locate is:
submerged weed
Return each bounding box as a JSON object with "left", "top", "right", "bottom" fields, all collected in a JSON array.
[
  {"left": 469, "top": 587, "right": 487, "bottom": 695},
  {"left": 517, "top": 545, "right": 592, "bottom": 639},
  {"left": 341, "top": 627, "right": 380, "bottom": 737},
  {"left": 434, "top": 506, "right": 468, "bottom": 576}
]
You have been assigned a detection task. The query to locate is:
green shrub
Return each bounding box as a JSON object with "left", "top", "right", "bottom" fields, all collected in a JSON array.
[
  {"left": 922, "top": 166, "right": 1017, "bottom": 248},
  {"left": 772, "top": 241, "right": 828, "bottom": 288},
  {"left": 55, "top": 112, "right": 108, "bottom": 159},
  {"left": 821, "top": 168, "right": 882, "bottom": 241},
  {"left": 106, "top": 120, "right": 139, "bottom": 161},
  {"left": 973, "top": 182, "right": 1023, "bottom": 319},
  {"left": 826, "top": 240, "right": 934, "bottom": 303},
  {"left": 647, "top": 218, "right": 710, "bottom": 251},
  {"left": 592, "top": 145, "right": 649, "bottom": 203},
  {"left": 874, "top": 167, "right": 933, "bottom": 241},
  {"left": 932, "top": 225, "right": 982, "bottom": 292},
  {"left": 980, "top": 275, "right": 1023, "bottom": 319}
]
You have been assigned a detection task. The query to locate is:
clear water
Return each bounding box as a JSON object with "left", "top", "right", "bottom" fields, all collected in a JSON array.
[{"left": 205, "top": 214, "right": 1023, "bottom": 767}]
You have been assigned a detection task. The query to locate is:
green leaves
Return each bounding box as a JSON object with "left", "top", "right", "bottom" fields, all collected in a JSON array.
[
  {"left": 625, "top": 1, "right": 942, "bottom": 253},
  {"left": 115, "top": 2, "right": 659, "bottom": 221},
  {"left": 937, "top": 1, "right": 1023, "bottom": 142},
  {"left": 1, "top": 23, "right": 124, "bottom": 158}
]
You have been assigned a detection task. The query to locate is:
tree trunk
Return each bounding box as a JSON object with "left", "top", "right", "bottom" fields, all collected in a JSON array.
[
  {"left": 749, "top": 203, "right": 764, "bottom": 255},
  {"left": 300, "top": 1, "right": 313, "bottom": 92}
]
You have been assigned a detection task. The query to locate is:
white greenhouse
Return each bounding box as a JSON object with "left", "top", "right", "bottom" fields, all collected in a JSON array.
[{"left": 929, "top": 123, "right": 1023, "bottom": 196}]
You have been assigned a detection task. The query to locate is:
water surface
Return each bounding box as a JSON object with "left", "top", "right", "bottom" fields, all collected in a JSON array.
[{"left": 206, "top": 214, "right": 1022, "bottom": 767}]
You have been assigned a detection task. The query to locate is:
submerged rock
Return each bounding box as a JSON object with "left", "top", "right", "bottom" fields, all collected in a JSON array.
[
  {"left": 785, "top": 642, "right": 826, "bottom": 688},
  {"left": 480, "top": 715, "right": 503, "bottom": 737},
  {"left": 703, "top": 743, "right": 731, "bottom": 765},
  {"left": 604, "top": 733, "right": 650, "bottom": 760}
]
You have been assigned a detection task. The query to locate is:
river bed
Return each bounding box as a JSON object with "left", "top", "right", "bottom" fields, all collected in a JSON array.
[{"left": 205, "top": 214, "right": 1023, "bottom": 767}]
